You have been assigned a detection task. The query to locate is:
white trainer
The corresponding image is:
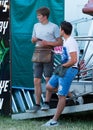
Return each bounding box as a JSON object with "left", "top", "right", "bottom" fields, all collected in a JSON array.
[
  {"left": 42, "top": 119, "right": 59, "bottom": 127},
  {"left": 71, "top": 90, "right": 84, "bottom": 105}
]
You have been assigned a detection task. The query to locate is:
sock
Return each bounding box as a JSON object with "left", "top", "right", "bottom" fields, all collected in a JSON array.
[
  {"left": 36, "top": 104, "right": 40, "bottom": 106},
  {"left": 45, "top": 101, "right": 49, "bottom": 105}
]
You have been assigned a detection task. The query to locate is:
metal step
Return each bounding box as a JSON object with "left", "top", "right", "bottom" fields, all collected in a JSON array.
[
  {"left": 12, "top": 82, "right": 93, "bottom": 120},
  {"left": 12, "top": 103, "right": 93, "bottom": 120},
  {"left": 12, "top": 86, "right": 45, "bottom": 114}
]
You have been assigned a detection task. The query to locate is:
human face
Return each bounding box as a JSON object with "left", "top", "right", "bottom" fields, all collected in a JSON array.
[{"left": 37, "top": 13, "right": 46, "bottom": 23}]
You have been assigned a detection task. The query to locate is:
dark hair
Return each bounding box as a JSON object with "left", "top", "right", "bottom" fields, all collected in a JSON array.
[
  {"left": 60, "top": 21, "right": 72, "bottom": 35},
  {"left": 36, "top": 7, "right": 50, "bottom": 18}
]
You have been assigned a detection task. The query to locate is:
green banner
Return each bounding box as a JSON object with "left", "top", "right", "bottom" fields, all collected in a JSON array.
[{"left": 11, "top": 0, "right": 64, "bottom": 88}]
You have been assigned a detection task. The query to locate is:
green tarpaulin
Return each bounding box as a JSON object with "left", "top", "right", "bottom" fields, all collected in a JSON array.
[{"left": 11, "top": 0, "right": 64, "bottom": 88}]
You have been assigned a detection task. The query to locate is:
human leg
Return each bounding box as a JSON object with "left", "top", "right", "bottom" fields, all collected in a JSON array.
[
  {"left": 26, "top": 78, "right": 42, "bottom": 113},
  {"left": 43, "top": 68, "right": 78, "bottom": 126},
  {"left": 41, "top": 81, "right": 58, "bottom": 111},
  {"left": 47, "top": 76, "right": 70, "bottom": 123},
  {"left": 41, "top": 61, "right": 54, "bottom": 110},
  {"left": 34, "top": 77, "right": 42, "bottom": 105},
  {"left": 53, "top": 95, "right": 66, "bottom": 121},
  {"left": 41, "top": 80, "right": 52, "bottom": 111},
  {"left": 33, "top": 62, "right": 43, "bottom": 105},
  {"left": 42, "top": 95, "right": 66, "bottom": 126},
  {"left": 45, "top": 81, "right": 58, "bottom": 102},
  {"left": 26, "top": 63, "right": 43, "bottom": 113},
  {"left": 41, "top": 74, "right": 58, "bottom": 111},
  {"left": 51, "top": 68, "right": 78, "bottom": 116}
]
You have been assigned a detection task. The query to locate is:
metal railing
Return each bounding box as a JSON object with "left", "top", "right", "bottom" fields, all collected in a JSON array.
[{"left": 12, "top": 36, "right": 93, "bottom": 114}]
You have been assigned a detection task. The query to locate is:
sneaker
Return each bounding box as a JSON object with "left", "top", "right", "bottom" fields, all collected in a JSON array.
[
  {"left": 71, "top": 90, "right": 84, "bottom": 105},
  {"left": 42, "top": 119, "right": 59, "bottom": 127},
  {"left": 76, "top": 96, "right": 84, "bottom": 105},
  {"left": 41, "top": 103, "right": 50, "bottom": 111},
  {"left": 26, "top": 105, "right": 41, "bottom": 113}
]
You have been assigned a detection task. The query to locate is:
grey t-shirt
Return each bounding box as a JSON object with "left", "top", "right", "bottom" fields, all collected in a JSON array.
[{"left": 32, "top": 21, "right": 60, "bottom": 47}]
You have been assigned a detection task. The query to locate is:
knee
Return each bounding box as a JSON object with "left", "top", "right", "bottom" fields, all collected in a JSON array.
[
  {"left": 46, "top": 83, "right": 52, "bottom": 91},
  {"left": 34, "top": 78, "right": 41, "bottom": 86},
  {"left": 58, "top": 95, "right": 66, "bottom": 100}
]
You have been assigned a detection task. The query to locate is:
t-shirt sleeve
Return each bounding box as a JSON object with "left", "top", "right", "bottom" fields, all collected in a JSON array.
[
  {"left": 68, "top": 40, "right": 78, "bottom": 53},
  {"left": 32, "top": 24, "right": 36, "bottom": 38},
  {"left": 54, "top": 25, "right": 60, "bottom": 38}
]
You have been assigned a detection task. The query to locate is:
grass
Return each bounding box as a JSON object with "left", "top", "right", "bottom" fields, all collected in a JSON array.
[{"left": 0, "top": 111, "right": 93, "bottom": 130}]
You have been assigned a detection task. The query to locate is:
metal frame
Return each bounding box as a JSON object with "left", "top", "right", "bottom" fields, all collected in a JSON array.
[{"left": 12, "top": 36, "right": 93, "bottom": 120}]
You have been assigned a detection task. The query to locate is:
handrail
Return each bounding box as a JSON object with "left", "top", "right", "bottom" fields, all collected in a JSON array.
[
  {"left": 74, "top": 36, "right": 93, "bottom": 81},
  {"left": 75, "top": 36, "right": 93, "bottom": 65},
  {"left": 85, "top": 53, "right": 93, "bottom": 66},
  {"left": 74, "top": 36, "right": 93, "bottom": 40},
  {"left": 80, "top": 67, "right": 93, "bottom": 73}
]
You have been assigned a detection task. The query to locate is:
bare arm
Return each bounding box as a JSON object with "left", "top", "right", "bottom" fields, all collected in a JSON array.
[
  {"left": 62, "top": 52, "right": 77, "bottom": 68},
  {"left": 31, "top": 37, "right": 63, "bottom": 47},
  {"left": 47, "top": 37, "right": 63, "bottom": 47},
  {"left": 39, "top": 37, "right": 63, "bottom": 47}
]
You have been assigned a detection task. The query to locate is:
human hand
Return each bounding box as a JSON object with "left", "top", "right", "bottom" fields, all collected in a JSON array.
[
  {"left": 31, "top": 37, "right": 38, "bottom": 43},
  {"left": 41, "top": 40, "right": 48, "bottom": 46}
]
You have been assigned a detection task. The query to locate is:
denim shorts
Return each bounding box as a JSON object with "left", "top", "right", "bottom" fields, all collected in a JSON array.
[
  {"left": 33, "top": 61, "right": 54, "bottom": 78},
  {"left": 48, "top": 67, "right": 78, "bottom": 96}
]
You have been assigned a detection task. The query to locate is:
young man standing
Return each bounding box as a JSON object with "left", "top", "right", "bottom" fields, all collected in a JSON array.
[
  {"left": 27, "top": 7, "right": 62, "bottom": 113},
  {"left": 43, "top": 21, "right": 79, "bottom": 126}
]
